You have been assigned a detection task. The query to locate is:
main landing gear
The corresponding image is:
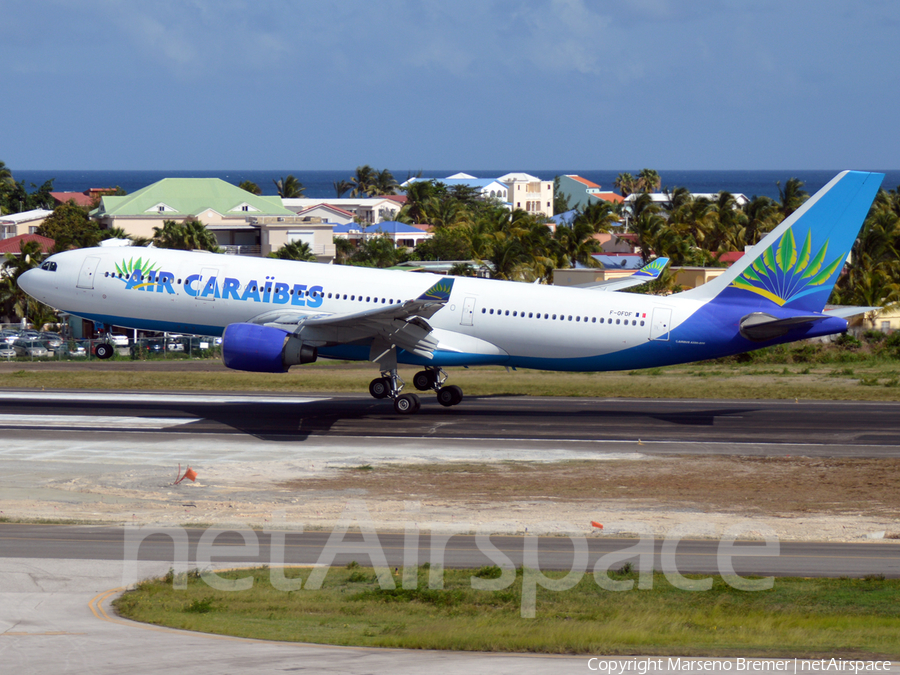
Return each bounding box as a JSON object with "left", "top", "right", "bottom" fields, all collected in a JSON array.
[{"left": 368, "top": 365, "right": 463, "bottom": 414}]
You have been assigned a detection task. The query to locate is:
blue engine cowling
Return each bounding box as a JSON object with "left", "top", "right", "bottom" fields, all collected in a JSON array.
[{"left": 222, "top": 323, "right": 317, "bottom": 373}]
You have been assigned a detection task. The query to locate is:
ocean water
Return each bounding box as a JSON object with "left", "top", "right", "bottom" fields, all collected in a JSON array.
[{"left": 12, "top": 168, "right": 900, "bottom": 202}]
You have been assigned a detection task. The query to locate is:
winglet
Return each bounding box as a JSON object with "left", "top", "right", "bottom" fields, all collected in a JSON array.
[
  {"left": 417, "top": 277, "right": 454, "bottom": 303},
  {"left": 631, "top": 257, "right": 669, "bottom": 280}
]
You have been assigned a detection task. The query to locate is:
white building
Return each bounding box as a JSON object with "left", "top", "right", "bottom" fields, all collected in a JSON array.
[
  {"left": 0, "top": 209, "right": 53, "bottom": 239},
  {"left": 402, "top": 172, "right": 554, "bottom": 218},
  {"left": 282, "top": 197, "right": 405, "bottom": 224}
]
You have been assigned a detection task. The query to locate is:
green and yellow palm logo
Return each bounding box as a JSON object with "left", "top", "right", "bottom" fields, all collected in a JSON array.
[
  {"left": 421, "top": 278, "right": 454, "bottom": 302},
  {"left": 729, "top": 230, "right": 846, "bottom": 306},
  {"left": 115, "top": 257, "right": 161, "bottom": 290},
  {"left": 115, "top": 256, "right": 159, "bottom": 279}
]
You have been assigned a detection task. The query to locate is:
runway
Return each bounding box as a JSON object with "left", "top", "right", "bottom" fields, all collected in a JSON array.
[{"left": 1, "top": 390, "right": 899, "bottom": 460}]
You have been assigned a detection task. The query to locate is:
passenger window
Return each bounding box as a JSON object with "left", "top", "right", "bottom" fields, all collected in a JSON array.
[
  {"left": 616, "top": 319, "right": 620, "bottom": 325},
  {"left": 640, "top": 320, "right": 645, "bottom": 326},
  {"left": 482, "top": 308, "right": 486, "bottom": 313},
  {"left": 505, "top": 310, "right": 509, "bottom": 316},
  {"left": 552, "top": 314, "right": 557, "bottom": 320},
  {"left": 592, "top": 318, "right": 596, "bottom": 323},
  {"left": 490, "top": 309, "right": 494, "bottom": 314}
]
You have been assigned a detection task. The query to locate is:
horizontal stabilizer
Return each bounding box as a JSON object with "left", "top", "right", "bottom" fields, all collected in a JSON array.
[
  {"left": 823, "top": 305, "right": 881, "bottom": 318},
  {"left": 739, "top": 312, "right": 829, "bottom": 342},
  {"left": 576, "top": 258, "right": 670, "bottom": 292}
]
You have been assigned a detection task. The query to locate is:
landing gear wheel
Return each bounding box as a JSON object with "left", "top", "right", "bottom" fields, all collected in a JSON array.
[
  {"left": 369, "top": 377, "right": 391, "bottom": 399},
  {"left": 394, "top": 393, "right": 420, "bottom": 414},
  {"left": 437, "top": 385, "right": 463, "bottom": 407},
  {"left": 95, "top": 343, "right": 114, "bottom": 360},
  {"left": 412, "top": 370, "right": 434, "bottom": 391}
]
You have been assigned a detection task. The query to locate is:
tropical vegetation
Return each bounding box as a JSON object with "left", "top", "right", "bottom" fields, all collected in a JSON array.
[{"left": 151, "top": 218, "right": 220, "bottom": 252}]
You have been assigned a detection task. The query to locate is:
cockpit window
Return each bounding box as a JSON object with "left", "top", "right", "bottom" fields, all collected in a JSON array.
[{"left": 40, "top": 261, "right": 58, "bottom": 272}]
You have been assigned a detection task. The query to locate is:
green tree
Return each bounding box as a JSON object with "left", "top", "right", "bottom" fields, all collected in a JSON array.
[
  {"left": 776, "top": 178, "right": 808, "bottom": 219},
  {"left": 152, "top": 219, "right": 219, "bottom": 252},
  {"left": 269, "top": 240, "right": 317, "bottom": 262},
  {"left": 553, "top": 176, "right": 571, "bottom": 214},
  {"left": 372, "top": 169, "right": 399, "bottom": 195},
  {"left": 0, "top": 240, "right": 55, "bottom": 324},
  {"left": 413, "top": 226, "right": 473, "bottom": 261},
  {"left": 637, "top": 168, "right": 661, "bottom": 193},
  {"left": 333, "top": 179, "right": 353, "bottom": 198},
  {"left": 239, "top": 181, "right": 262, "bottom": 195},
  {"left": 37, "top": 203, "right": 102, "bottom": 252},
  {"left": 350, "top": 165, "right": 377, "bottom": 197},
  {"left": 614, "top": 172, "right": 638, "bottom": 197},
  {"left": 273, "top": 175, "right": 305, "bottom": 198}
]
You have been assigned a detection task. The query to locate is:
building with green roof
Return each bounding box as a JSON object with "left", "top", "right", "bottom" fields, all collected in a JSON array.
[{"left": 92, "top": 178, "right": 335, "bottom": 261}]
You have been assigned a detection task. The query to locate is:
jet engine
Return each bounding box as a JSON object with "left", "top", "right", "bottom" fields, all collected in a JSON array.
[{"left": 222, "top": 323, "right": 317, "bottom": 373}]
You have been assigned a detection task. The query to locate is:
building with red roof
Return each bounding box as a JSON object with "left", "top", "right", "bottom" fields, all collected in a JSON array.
[{"left": 0, "top": 234, "right": 55, "bottom": 256}]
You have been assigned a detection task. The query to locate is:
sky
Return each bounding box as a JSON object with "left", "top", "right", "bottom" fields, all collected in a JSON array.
[{"left": 2, "top": 0, "right": 898, "bottom": 171}]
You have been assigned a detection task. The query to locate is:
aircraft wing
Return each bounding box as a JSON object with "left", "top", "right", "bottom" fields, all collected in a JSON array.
[
  {"left": 575, "top": 258, "right": 670, "bottom": 292},
  {"left": 246, "top": 277, "right": 454, "bottom": 360}
]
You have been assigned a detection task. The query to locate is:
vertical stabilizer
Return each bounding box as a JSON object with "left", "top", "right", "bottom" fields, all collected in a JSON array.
[{"left": 679, "top": 171, "right": 884, "bottom": 312}]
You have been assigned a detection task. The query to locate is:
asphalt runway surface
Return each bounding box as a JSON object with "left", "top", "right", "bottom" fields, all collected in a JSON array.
[
  {"left": 2, "top": 390, "right": 899, "bottom": 673},
  {"left": 2, "top": 524, "right": 899, "bottom": 579},
  {"left": 1, "top": 390, "right": 899, "bottom": 458}
]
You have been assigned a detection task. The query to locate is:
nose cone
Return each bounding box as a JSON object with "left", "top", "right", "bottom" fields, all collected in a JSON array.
[{"left": 17, "top": 268, "right": 39, "bottom": 297}]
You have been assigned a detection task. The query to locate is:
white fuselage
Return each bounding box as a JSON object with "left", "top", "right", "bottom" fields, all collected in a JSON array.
[{"left": 21, "top": 247, "right": 710, "bottom": 371}]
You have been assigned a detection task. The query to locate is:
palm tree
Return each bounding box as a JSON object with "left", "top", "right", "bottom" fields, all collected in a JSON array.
[
  {"left": 350, "top": 165, "right": 377, "bottom": 197},
  {"left": 273, "top": 175, "right": 305, "bottom": 198},
  {"left": 0, "top": 160, "right": 13, "bottom": 190},
  {"left": 152, "top": 219, "right": 219, "bottom": 252},
  {"left": 637, "top": 168, "right": 661, "bottom": 193},
  {"left": 333, "top": 179, "right": 353, "bottom": 198},
  {"left": 740, "top": 195, "right": 780, "bottom": 246},
  {"left": 239, "top": 181, "right": 262, "bottom": 195},
  {"left": 372, "top": 169, "right": 399, "bottom": 196},
  {"left": 614, "top": 172, "right": 638, "bottom": 197},
  {"left": 776, "top": 178, "right": 808, "bottom": 219},
  {"left": 270, "top": 240, "right": 317, "bottom": 262}
]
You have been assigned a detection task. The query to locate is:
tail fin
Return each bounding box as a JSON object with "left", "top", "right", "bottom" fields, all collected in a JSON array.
[{"left": 680, "top": 171, "right": 884, "bottom": 312}]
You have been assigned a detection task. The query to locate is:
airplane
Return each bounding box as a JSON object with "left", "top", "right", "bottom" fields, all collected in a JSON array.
[{"left": 18, "top": 170, "right": 884, "bottom": 414}]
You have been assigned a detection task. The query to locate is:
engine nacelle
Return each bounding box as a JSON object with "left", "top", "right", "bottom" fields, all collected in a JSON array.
[{"left": 222, "top": 323, "right": 317, "bottom": 373}]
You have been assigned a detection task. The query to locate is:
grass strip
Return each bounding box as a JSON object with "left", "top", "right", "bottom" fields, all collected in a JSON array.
[
  {"left": 113, "top": 566, "right": 900, "bottom": 656},
  {"left": 4, "top": 361, "right": 900, "bottom": 400}
]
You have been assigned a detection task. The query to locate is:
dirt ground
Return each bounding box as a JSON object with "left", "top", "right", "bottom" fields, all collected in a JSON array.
[{"left": 5, "top": 455, "right": 899, "bottom": 542}]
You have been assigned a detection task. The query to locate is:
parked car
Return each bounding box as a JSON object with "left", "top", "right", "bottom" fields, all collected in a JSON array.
[
  {"left": 64, "top": 343, "right": 87, "bottom": 358},
  {"left": 97, "top": 332, "right": 129, "bottom": 347},
  {"left": 13, "top": 340, "right": 50, "bottom": 358},
  {"left": 0, "top": 346, "right": 17, "bottom": 359},
  {"left": 40, "top": 332, "right": 63, "bottom": 348}
]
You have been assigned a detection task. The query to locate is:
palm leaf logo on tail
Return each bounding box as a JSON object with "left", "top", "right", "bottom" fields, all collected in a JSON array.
[{"left": 729, "top": 230, "right": 846, "bottom": 306}]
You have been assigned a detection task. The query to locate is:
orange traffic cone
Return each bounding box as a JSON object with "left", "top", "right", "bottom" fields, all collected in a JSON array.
[{"left": 591, "top": 521, "right": 603, "bottom": 530}]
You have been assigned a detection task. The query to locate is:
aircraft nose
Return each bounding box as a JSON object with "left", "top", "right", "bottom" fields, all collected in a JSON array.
[{"left": 17, "top": 268, "right": 40, "bottom": 297}]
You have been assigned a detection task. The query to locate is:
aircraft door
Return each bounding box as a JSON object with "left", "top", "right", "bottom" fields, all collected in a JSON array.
[
  {"left": 196, "top": 267, "right": 220, "bottom": 301},
  {"left": 460, "top": 297, "right": 476, "bottom": 326},
  {"left": 76, "top": 256, "right": 101, "bottom": 290},
  {"left": 649, "top": 307, "right": 672, "bottom": 341}
]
